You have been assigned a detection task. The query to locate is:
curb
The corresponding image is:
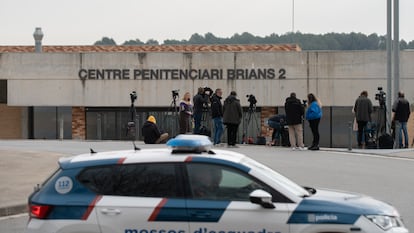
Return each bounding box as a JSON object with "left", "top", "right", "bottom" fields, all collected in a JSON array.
[
  {"left": 0, "top": 204, "right": 27, "bottom": 217},
  {"left": 320, "top": 147, "right": 414, "bottom": 160}
]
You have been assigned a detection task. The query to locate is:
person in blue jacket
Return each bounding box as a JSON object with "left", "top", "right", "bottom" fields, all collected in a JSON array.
[{"left": 305, "top": 93, "right": 322, "bottom": 150}]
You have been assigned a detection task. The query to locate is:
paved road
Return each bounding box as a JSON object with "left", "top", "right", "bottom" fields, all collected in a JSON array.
[{"left": 0, "top": 140, "right": 413, "bottom": 233}]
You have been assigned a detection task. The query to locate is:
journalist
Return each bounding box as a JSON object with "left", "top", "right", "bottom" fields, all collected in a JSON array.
[
  {"left": 353, "top": 91, "right": 373, "bottom": 149},
  {"left": 223, "top": 91, "right": 242, "bottom": 147},
  {"left": 284, "top": 92, "right": 305, "bottom": 150},
  {"left": 392, "top": 91, "right": 410, "bottom": 148},
  {"left": 193, "top": 87, "right": 209, "bottom": 134},
  {"left": 211, "top": 88, "right": 224, "bottom": 145}
]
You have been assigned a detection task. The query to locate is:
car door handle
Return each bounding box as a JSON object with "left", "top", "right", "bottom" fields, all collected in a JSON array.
[
  {"left": 190, "top": 211, "right": 212, "bottom": 218},
  {"left": 100, "top": 208, "right": 121, "bottom": 215}
]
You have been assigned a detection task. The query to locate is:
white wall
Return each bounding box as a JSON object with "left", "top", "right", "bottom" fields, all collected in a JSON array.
[{"left": 1, "top": 51, "right": 413, "bottom": 107}]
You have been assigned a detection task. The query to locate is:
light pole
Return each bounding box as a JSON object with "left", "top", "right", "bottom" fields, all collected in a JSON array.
[
  {"left": 386, "top": 0, "right": 392, "bottom": 134},
  {"left": 393, "top": 0, "right": 400, "bottom": 101},
  {"left": 292, "top": 0, "right": 295, "bottom": 33},
  {"left": 386, "top": 0, "right": 400, "bottom": 134}
]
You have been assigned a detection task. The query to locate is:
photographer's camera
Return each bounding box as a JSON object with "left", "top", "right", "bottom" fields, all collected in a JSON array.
[
  {"left": 246, "top": 94, "right": 257, "bottom": 108},
  {"left": 130, "top": 91, "right": 137, "bottom": 103},
  {"left": 172, "top": 90, "right": 179, "bottom": 99},
  {"left": 203, "top": 87, "right": 213, "bottom": 98},
  {"left": 375, "top": 87, "right": 386, "bottom": 106}
]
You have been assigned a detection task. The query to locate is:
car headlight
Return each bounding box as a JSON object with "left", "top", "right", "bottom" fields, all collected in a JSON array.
[{"left": 366, "top": 215, "right": 404, "bottom": 231}]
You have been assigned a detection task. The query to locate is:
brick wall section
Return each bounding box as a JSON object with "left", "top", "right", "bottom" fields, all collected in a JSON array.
[
  {"left": 260, "top": 107, "right": 278, "bottom": 138},
  {"left": 0, "top": 104, "right": 22, "bottom": 139},
  {"left": 72, "top": 107, "right": 86, "bottom": 140}
]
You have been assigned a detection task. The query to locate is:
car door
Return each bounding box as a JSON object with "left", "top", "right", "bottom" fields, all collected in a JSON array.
[
  {"left": 79, "top": 163, "right": 189, "bottom": 233},
  {"left": 185, "top": 163, "right": 291, "bottom": 233}
]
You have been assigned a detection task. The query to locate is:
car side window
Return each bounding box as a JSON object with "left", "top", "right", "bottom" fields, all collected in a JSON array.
[
  {"left": 186, "top": 163, "right": 290, "bottom": 202},
  {"left": 78, "top": 163, "right": 180, "bottom": 197}
]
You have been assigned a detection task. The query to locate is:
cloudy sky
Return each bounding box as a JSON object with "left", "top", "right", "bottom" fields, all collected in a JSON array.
[{"left": 1, "top": 0, "right": 413, "bottom": 45}]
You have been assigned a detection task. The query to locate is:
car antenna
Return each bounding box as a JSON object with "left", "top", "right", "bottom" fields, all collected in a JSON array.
[
  {"left": 90, "top": 148, "right": 97, "bottom": 154},
  {"left": 133, "top": 141, "right": 140, "bottom": 151}
]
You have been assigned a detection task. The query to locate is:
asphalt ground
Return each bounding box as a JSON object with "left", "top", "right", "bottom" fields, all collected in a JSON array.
[{"left": 0, "top": 140, "right": 413, "bottom": 217}]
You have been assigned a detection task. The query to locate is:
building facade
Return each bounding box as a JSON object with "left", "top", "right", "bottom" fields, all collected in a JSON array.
[{"left": 0, "top": 45, "right": 413, "bottom": 147}]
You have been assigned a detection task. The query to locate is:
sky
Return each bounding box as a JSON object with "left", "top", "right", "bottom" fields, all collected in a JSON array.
[{"left": 1, "top": 0, "right": 413, "bottom": 45}]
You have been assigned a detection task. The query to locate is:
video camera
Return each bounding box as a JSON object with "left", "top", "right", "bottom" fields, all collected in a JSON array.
[
  {"left": 302, "top": 100, "right": 307, "bottom": 107},
  {"left": 130, "top": 91, "right": 137, "bottom": 104},
  {"left": 375, "top": 87, "right": 386, "bottom": 106},
  {"left": 203, "top": 87, "right": 213, "bottom": 98},
  {"left": 246, "top": 94, "right": 257, "bottom": 108},
  {"left": 172, "top": 89, "right": 179, "bottom": 99}
]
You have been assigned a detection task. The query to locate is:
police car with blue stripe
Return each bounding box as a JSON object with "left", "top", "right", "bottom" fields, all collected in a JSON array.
[{"left": 25, "top": 135, "right": 408, "bottom": 233}]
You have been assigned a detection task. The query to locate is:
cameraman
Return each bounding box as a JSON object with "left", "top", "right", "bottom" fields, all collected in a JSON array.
[
  {"left": 211, "top": 88, "right": 224, "bottom": 145},
  {"left": 193, "top": 87, "right": 209, "bottom": 134},
  {"left": 353, "top": 90, "right": 373, "bottom": 149}
]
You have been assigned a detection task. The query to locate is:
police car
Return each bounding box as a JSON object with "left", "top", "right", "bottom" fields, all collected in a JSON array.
[{"left": 26, "top": 135, "right": 408, "bottom": 233}]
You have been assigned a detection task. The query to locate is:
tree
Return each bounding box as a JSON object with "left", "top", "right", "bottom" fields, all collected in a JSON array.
[
  {"left": 188, "top": 33, "right": 205, "bottom": 44},
  {"left": 408, "top": 40, "right": 414, "bottom": 49},
  {"left": 230, "top": 32, "right": 258, "bottom": 44},
  {"left": 94, "top": 37, "right": 117, "bottom": 45},
  {"left": 145, "top": 39, "right": 159, "bottom": 45},
  {"left": 400, "top": 40, "right": 408, "bottom": 50},
  {"left": 164, "top": 39, "right": 186, "bottom": 45},
  {"left": 93, "top": 32, "right": 413, "bottom": 51},
  {"left": 122, "top": 39, "right": 145, "bottom": 45}
]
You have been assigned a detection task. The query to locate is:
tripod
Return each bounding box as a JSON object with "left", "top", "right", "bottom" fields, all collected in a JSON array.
[
  {"left": 243, "top": 104, "right": 260, "bottom": 143},
  {"left": 167, "top": 93, "right": 180, "bottom": 137},
  {"left": 376, "top": 104, "right": 387, "bottom": 139},
  {"left": 126, "top": 91, "right": 137, "bottom": 140}
]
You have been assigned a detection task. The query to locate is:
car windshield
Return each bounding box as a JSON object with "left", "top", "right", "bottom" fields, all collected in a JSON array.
[{"left": 241, "top": 157, "right": 310, "bottom": 197}]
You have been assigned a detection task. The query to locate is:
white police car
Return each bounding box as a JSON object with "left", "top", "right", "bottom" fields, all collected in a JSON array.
[{"left": 26, "top": 135, "right": 408, "bottom": 233}]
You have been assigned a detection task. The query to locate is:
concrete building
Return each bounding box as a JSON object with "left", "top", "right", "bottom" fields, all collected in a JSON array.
[{"left": 0, "top": 44, "right": 413, "bottom": 147}]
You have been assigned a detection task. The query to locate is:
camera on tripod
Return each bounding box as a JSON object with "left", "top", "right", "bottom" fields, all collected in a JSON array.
[
  {"left": 172, "top": 90, "right": 179, "bottom": 99},
  {"left": 302, "top": 100, "right": 308, "bottom": 107},
  {"left": 130, "top": 91, "right": 137, "bottom": 103},
  {"left": 246, "top": 94, "right": 257, "bottom": 107},
  {"left": 375, "top": 87, "right": 386, "bottom": 106},
  {"left": 203, "top": 87, "right": 213, "bottom": 98}
]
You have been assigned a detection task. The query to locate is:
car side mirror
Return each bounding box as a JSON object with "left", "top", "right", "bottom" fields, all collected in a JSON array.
[{"left": 249, "top": 189, "right": 275, "bottom": 209}]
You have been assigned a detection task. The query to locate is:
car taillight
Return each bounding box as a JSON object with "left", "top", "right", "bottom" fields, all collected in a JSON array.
[{"left": 30, "top": 204, "right": 52, "bottom": 219}]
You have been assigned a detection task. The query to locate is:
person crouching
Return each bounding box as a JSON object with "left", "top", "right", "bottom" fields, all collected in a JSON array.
[{"left": 142, "top": 115, "right": 169, "bottom": 144}]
